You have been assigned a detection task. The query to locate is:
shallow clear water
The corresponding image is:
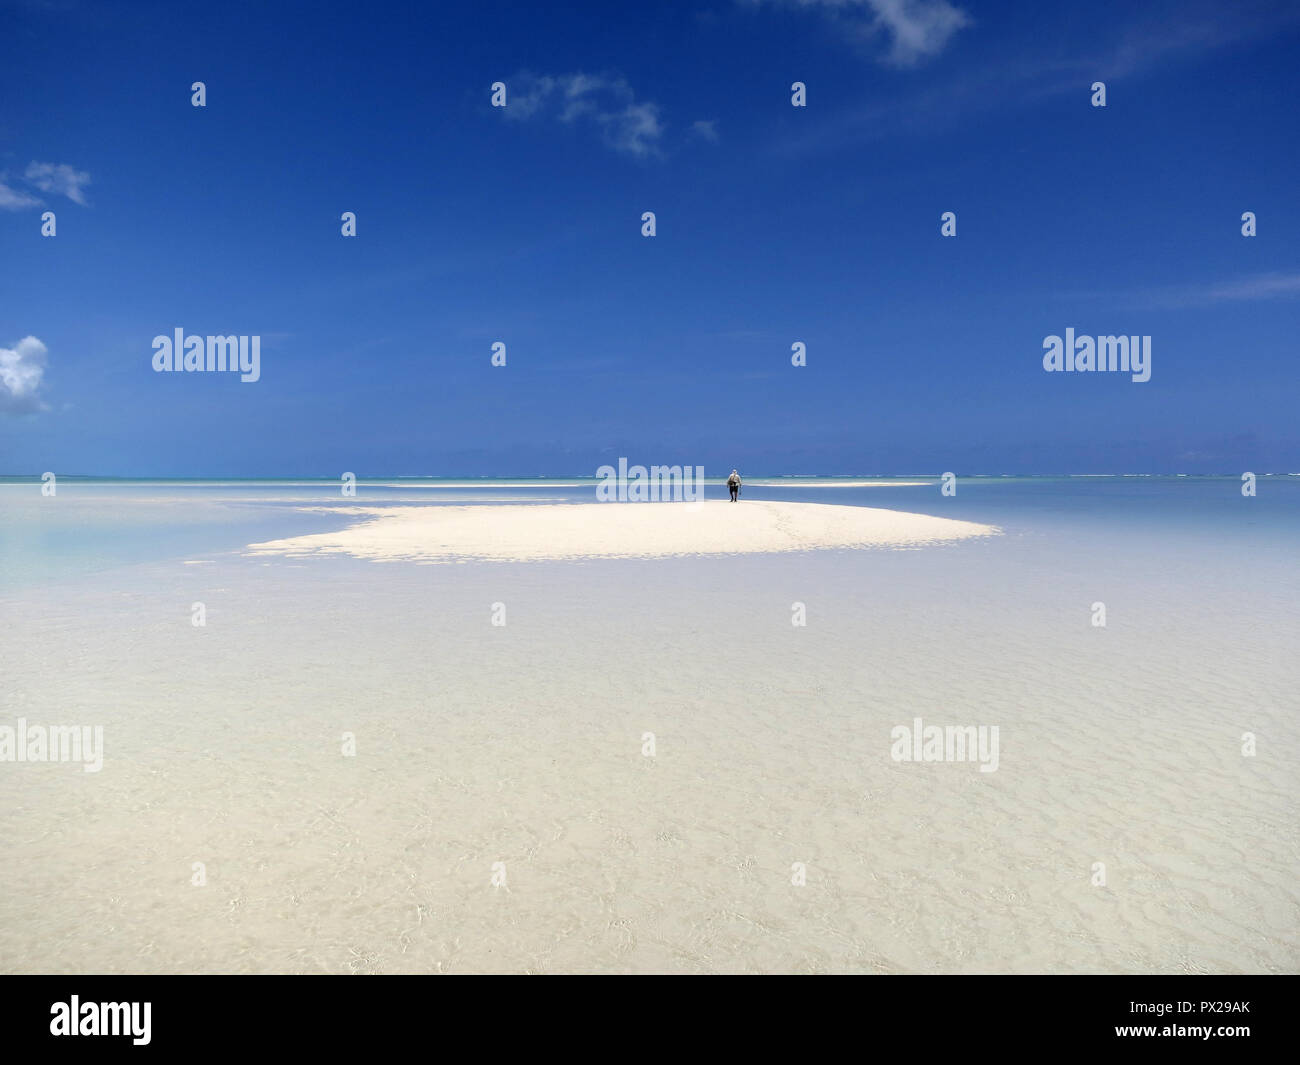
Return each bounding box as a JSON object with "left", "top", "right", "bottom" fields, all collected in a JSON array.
[
  {"left": 3, "top": 475, "right": 1296, "bottom": 590},
  {"left": 1, "top": 477, "right": 1297, "bottom": 973}
]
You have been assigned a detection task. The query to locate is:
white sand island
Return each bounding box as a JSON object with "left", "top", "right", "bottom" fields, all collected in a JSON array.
[{"left": 247, "top": 500, "right": 1000, "bottom": 563}]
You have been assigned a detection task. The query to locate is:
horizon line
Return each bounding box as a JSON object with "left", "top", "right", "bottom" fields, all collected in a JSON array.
[{"left": 2, "top": 472, "right": 1296, "bottom": 481}]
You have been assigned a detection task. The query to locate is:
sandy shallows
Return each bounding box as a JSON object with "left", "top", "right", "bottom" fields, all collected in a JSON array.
[{"left": 246, "top": 500, "right": 999, "bottom": 563}]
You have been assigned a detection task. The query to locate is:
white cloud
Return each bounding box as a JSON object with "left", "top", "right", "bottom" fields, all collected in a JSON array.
[
  {"left": 691, "top": 119, "right": 720, "bottom": 141},
  {"left": 0, "top": 336, "right": 49, "bottom": 414},
  {"left": 1143, "top": 273, "right": 1300, "bottom": 309},
  {"left": 25, "top": 161, "right": 91, "bottom": 205},
  {"left": 501, "top": 73, "right": 665, "bottom": 157},
  {"left": 870, "top": 0, "right": 970, "bottom": 64},
  {"left": 754, "top": 0, "right": 971, "bottom": 65},
  {"left": 0, "top": 161, "right": 92, "bottom": 210},
  {"left": 600, "top": 100, "right": 664, "bottom": 157},
  {"left": 0, "top": 180, "right": 43, "bottom": 210},
  {"left": 506, "top": 74, "right": 559, "bottom": 120}
]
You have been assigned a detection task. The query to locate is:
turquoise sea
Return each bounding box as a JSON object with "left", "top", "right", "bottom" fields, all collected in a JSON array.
[
  {"left": 1, "top": 474, "right": 1296, "bottom": 973},
  {"left": 3, "top": 475, "right": 1297, "bottom": 592}
]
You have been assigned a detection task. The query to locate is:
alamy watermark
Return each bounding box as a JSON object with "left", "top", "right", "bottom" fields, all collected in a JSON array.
[
  {"left": 1042, "top": 329, "right": 1150, "bottom": 383},
  {"left": 50, "top": 996, "right": 150, "bottom": 1045},
  {"left": 152, "top": 328, "right": 260, "bottom": 382},
  {"left": 0, "top": 719, "right": 103, "bottom": 772},
  {"left": 596, "top": 459, "right": 705, "bottom": 502},
  {"left": 890, "top": 717, "right": 999, "bottom": 773}
]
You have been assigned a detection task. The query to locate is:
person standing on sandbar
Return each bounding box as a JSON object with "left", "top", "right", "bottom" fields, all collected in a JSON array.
[{"left": 727, "top": 469, "right": 741, "bottom": 502}]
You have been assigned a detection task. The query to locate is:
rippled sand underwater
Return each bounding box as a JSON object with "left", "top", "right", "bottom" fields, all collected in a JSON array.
[{"left": 1, "top": 489, "right": 1297, "bottom": 973}]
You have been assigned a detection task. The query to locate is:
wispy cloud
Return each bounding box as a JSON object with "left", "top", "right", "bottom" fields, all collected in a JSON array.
[
  {"left": 1141, "top": 272, "right": 1300, "bottom": 309},
  {"left": 690, "top": 119, "right": 720, "bottom": 142},
  {"left": 24, "top": 161, "right": 91, "bottom": 205},
  {"left": 0, "top": 180, "right": 43, "bottom": 210},
  {"left": 1093, "top": 1, "right": 1300, "bottom": 80},
  {"left": 0, "top": 336, "right": 49, "bottom": 415},
  {"left": 770, "top": 1, "right": 1300, "bottom": 156},
  {"left": 748, "top": 0, "right": 972, "bottom": 66},
  {"left": 500, "top": 72, "right": 665, "bottom": 158},
  {"left": 0, "top": 161, "right": 91, "bottom": 210}
]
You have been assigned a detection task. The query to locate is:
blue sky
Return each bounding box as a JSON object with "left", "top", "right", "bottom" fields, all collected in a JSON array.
[{"left": 1, "top": 0, "right": 1297, "bottom": 475}]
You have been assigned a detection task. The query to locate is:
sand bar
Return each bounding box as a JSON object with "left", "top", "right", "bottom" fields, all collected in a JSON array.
[
  {"left": 246, "top": 500, "right": 1000, "bottom": 563},
  {"left": 744, "top": 480, "right": 932, "bottom": 487}
]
